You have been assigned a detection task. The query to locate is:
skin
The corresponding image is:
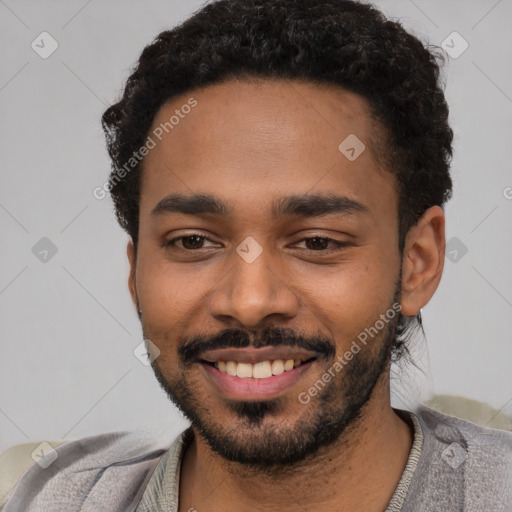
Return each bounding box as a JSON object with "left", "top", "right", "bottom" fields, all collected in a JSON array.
[{"left": 127, "top": 78, "right": 446, "bottom": 511}]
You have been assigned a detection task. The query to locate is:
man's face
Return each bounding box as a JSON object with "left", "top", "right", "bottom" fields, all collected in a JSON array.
[{"left": 131, "top": 78, "right": 402, "bottom": 467}]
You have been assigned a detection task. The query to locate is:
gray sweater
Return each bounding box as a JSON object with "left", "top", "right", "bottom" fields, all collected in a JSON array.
[{"left": 3, "top": 405, "right": 512, "bottom": 511}]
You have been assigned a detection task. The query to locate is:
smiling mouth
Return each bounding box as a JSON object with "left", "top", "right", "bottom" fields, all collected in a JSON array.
[{"left": 200, "top": 357, "right": 317, "bottom": 379}]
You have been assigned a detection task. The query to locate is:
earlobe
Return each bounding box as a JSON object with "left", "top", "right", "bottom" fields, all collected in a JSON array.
[
  {"left": 399, "top": 206, "right": 446, "bottom": 316},
  {"left": 127, "top": 239, "right": 139, "bottom": 311}
]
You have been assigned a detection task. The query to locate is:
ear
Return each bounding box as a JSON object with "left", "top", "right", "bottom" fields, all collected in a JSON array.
[
  {"left": 127, "top": 239, "right": 139, "bottom": 311},
  {"left": 400, "top": 205, "right": 446, "bottom": 316}
]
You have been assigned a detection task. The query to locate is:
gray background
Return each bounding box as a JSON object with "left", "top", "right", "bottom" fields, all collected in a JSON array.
[{"left": 1, "top": 0, "right": 511, "bottom": 454}]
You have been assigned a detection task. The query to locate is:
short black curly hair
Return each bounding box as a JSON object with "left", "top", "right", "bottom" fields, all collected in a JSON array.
[
  {"left": 101, "top": 0, "right": 453, "bottom": 359},
  {"left": 102, "top": 0, "right": 452, "bottom": 254}
]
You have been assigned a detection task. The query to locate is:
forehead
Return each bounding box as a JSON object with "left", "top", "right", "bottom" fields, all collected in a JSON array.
[{"left": 139, "top": 78, "right": 397, "bottom": 222}]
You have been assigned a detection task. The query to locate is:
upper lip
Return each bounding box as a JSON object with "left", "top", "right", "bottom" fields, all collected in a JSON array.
[{"left": 199, "top": 346, "right": 318, "bottom": 365}]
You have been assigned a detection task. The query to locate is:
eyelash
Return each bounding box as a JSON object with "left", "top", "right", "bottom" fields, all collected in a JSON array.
[{"left": 165, "top": 233, "right": 349, "bottom": 253}]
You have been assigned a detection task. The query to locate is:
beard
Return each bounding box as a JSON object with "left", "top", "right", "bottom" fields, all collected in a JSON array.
[{"left": 145, "top": 287, "right": 400, "bottom": 471}]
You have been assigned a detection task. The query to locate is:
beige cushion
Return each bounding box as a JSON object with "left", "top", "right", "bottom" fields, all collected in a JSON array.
[{"left": 425, "top": 394, "right": 512, "bottom": 431}]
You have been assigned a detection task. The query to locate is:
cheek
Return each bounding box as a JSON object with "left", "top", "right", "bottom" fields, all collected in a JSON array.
[
  {"left": 308, "top": 252, "right": 399, "bottom": 344},
  {"left": 135, "top": 247, "right": 223, "bottom": 343},
  {"left": 134, "top": 250, "right": 194, "bottom": 327}
]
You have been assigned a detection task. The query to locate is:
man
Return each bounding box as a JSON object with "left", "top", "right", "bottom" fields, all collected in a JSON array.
[{"left": 2, "top": 0, "right": 511, "bottom": 511}]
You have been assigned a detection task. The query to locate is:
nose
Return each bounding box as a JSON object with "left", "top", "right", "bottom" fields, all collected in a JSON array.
[{"left": 207, "top": 245, "right": 300, "bottom": 329}]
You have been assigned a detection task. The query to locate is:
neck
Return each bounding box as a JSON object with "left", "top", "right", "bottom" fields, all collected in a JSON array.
[{"left": 179, "top": 381, "right": 413, "bottom": 512}]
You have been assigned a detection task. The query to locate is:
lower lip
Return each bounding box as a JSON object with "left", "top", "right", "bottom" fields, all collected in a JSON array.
[{"left": 201, "top": 361, "right": 315, "bottom": 401}]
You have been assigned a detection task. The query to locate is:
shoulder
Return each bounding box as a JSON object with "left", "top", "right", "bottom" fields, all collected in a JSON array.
[
  {"left": 0, "top": 429, "right": 178, "bottom": 512},
  {"left": 412, "top": 404, "right": 512, "bottom": 510},
  {"left": 416, "top": 403, "right": 512, "bottom": 456}
]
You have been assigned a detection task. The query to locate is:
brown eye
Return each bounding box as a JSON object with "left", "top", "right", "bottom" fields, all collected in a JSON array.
[
  {"left": 298, "top": 237, "right": 348, "bottom": 252},
  {"left": 180, "top": 235, "right": 205, "bottom": 250},
  {"left": 165, "top": 234, "right": 218, "bottom": 251},
  {"left": 304, "top": 237, "right": 330, "bottom": 250}
]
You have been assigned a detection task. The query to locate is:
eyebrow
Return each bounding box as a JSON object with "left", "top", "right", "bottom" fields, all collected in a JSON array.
[{"left": 151, "top": 192, "right": 370, "bottom": 219}]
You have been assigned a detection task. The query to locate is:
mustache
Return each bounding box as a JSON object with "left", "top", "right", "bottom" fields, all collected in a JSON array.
[{"left": 178, "top": 326, "right": 336, "bottom": 365}]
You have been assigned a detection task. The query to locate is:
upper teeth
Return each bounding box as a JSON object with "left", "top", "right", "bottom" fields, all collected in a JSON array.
[{"left": 215, "top": 359, "right": 301, "bottom": 379}]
